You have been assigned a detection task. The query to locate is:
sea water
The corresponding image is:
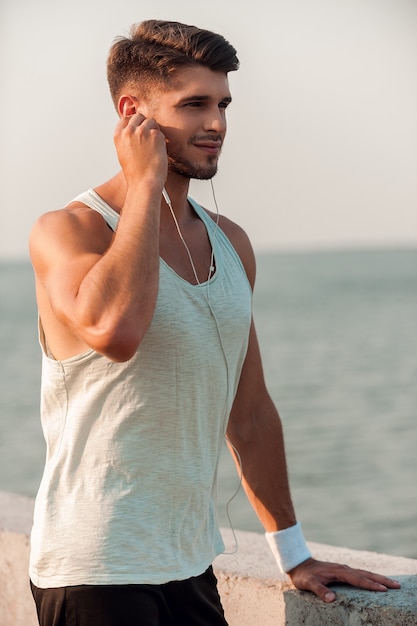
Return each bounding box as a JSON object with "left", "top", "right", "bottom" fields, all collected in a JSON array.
[{"left": 0, "top": 249, "right": 416, "bottom": 558}]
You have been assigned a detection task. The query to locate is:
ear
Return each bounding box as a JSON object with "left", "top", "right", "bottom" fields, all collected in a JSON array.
[{"left": 118, "top": 95, "right": 140, "bottom": 118}]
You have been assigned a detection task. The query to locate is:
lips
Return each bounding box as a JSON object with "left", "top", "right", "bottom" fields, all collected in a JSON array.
[{"left": 193, "top": 141, "right": 222, "bottom": 155}]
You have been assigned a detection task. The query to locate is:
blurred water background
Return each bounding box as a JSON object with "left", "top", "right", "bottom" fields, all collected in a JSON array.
[{"left": 1, "top": 248, "right": 416, "bottom": 558}]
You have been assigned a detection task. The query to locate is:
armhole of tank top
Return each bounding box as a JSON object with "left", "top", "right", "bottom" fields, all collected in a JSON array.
[
  {"left": 38, "top": 315, "right": 55, "bottom": 359},
  {"left": 73, "top": 189, "right": 119, "bottom": 232},
  {"left": 187, "top": 196, "right": 251, "bottom": 290}
]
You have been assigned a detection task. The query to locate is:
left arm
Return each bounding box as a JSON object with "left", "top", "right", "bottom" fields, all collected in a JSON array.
[
  {"left": 226, "top": 319, "right": 297, "bottom": 533},
  {"left": 227, "top": 318, "right": 400, "bottom": 602},
  {"left": 222, "top": 217, "right": 401, "bottom": 602}
]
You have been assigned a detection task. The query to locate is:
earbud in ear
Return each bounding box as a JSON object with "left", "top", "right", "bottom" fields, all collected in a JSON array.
[
  {"left": 119, "top": 96, "right": 138, "bottom": 118},
  {"left": 123, "top": 102, "right": 136, "bottom": 117}
]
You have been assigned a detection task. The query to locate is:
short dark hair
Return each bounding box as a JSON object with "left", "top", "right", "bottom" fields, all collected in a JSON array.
[{"left": 107, "top": 20, "right": 239, "bottom": 107}]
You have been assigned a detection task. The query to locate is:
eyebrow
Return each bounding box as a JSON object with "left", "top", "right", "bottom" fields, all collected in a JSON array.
[{"left": 178, "top": 95, "right": 232, "bottom": 105}]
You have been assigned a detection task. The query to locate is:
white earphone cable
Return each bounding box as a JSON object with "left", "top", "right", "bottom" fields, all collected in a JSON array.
[{"left": 162, "top": 183, "right": 242, "bottom": 555}]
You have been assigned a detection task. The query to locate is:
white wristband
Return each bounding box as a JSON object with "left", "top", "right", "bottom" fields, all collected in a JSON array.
[{"left": 265, "top": 522, "right": 312, "bottom": 573}]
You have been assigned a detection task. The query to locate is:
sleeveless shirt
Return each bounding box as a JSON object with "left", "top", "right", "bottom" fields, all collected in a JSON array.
[{"left": 29, "top": 190, "right": 252, "bottom": 588}]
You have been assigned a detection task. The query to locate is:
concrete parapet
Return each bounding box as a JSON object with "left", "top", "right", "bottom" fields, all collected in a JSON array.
[
  {"left": 215, "top": 529, "right": 417, "bottom": 625},
  {"left": 0, "top": 492, "right": 37, "bottom": 626},
  {"left": 1, "top": 491, "right": 416, "bottom": 626}
]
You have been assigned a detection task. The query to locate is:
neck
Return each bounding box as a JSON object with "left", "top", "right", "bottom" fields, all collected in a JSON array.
[
  {"left": 100, "top": 171, "right": 192, "bottom": 221},
  {"left": 161, "top": 171, "right": 191, "bottom": 219}
]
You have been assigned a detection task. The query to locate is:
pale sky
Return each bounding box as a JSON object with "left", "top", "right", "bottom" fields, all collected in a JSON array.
[{"left": 1, "top": 0, "right": 416, "bottom": 259}]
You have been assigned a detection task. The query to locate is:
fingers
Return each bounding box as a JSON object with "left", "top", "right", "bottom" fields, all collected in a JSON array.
[
  {"left": 113, "top": 110, "right": 168, "bottom": 185},
  {"left": 349, "top": 568, "right": 401, "bottom": 590},
  {"left": 115, "top": 110, "right": 140, "bottom": 131},
  {"left": 322, "top": 565, "right": 400, "bottom": 592},
  {"left": 289, "top": 559, "right": 401, "bottom": 604},
  {"left": 304, "top": 579, "right": 337, "bottom": 603},
  {"left": 115, "top": 111, "right": 160, "bottom": 134},
  {"left": 334, "top": 566, "right": 389, "bottom": 591}
]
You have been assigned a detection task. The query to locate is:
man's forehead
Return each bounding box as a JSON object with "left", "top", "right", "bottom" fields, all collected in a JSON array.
[{"left": 166, "top": 65, "right": 231, "bottom": 99}]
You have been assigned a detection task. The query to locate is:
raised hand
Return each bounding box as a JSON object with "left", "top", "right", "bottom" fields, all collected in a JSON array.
[{"left": 114, "top": 111, "right": 168, "bottom": 190}]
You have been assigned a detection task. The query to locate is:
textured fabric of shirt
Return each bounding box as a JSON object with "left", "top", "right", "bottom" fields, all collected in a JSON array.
[{"left": 29, "top": 190, "right": 252, "bottom": 588}]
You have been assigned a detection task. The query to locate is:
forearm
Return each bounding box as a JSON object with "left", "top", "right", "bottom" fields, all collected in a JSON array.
[
  {"left": 227, "top": 396, "right": 297, "bottom": 532},
  {"left": 56, "top": 109, "right": 170, "bottom": 359},
  {"left": 227, "top": 396, "right": 314, "bottom": 573},
  {"left": 62, "top": 183, "right": 162, "bottom": 361}
]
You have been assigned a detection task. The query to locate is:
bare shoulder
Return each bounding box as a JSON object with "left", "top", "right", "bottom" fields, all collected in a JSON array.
[
  {"left": 205, "top": 208, "right": 256, "bottom": 288},
  {"left": 29, "top": 203, "right": 113, "bottom": 277}
]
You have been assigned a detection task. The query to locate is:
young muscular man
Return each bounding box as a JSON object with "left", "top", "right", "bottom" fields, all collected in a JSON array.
[{"left": 29, "top": 19, "right": 400, "bottom": 626}]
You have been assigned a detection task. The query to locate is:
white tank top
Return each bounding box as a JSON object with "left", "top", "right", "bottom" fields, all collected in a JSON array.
[{"left": 29, "top": 190, "right": 252, "bottom": 587}]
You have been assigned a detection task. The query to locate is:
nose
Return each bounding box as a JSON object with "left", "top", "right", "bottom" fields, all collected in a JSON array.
[{"left": 203, "top": 106, "right": 227, "bottom": 135}]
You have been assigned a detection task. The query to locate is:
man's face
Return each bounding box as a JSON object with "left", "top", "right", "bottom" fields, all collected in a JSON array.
[{"left": 146, "top": 65, "right": 232, "bottom": 180}]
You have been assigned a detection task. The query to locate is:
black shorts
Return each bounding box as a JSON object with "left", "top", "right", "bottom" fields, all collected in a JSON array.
[{"left": 30, "top": 567, "right": 228, "bottom": 626}]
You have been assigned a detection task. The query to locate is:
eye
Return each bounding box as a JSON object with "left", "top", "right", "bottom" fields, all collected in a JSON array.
[{"left": 185, "top": 101, "right": 204, "bottom": 108}]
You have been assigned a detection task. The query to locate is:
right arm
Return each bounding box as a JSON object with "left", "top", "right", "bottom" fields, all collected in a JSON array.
[{"left": 30, "top": 113, "right": 167, "bottom": 362}]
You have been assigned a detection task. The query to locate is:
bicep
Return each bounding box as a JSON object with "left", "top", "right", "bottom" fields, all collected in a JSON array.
[
  {"left": 227, "top": 318, "right": 274, "bottom": 440},
  {"left": 29, "top": 209, "right": 109, "bottom": 318}
]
